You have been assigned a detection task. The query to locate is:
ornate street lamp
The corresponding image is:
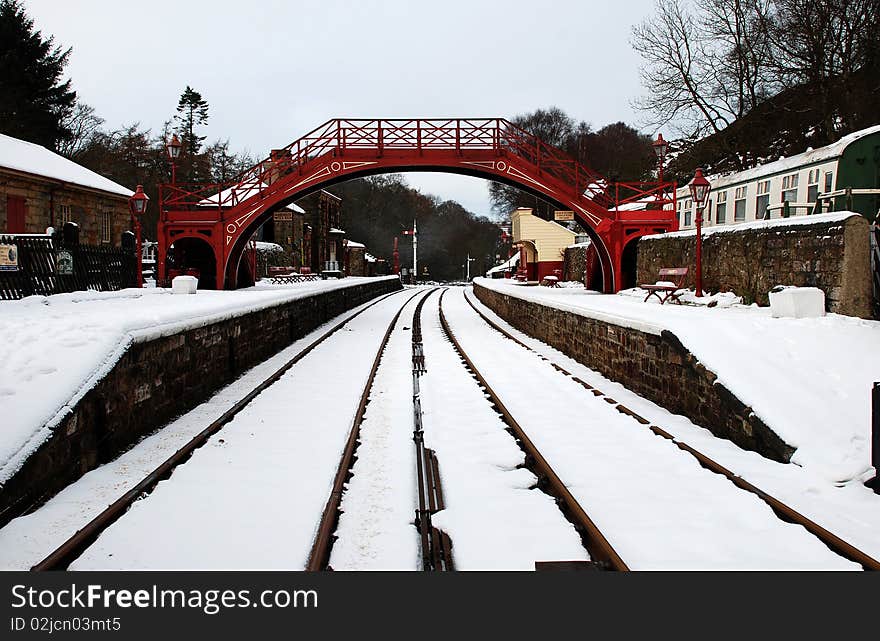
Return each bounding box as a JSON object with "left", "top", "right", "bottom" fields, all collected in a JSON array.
[
  {"left": 166, "top": 134, "right": 182, "bottom": 184},
  {"left": 128, "top": 184, "right": 149, "bottom": 288},
  {"left": 688, "top": 168, "right": 711, "bottom": 298},
  {"left": 652, "top": 133, "right": 669, "bottom": 183}
]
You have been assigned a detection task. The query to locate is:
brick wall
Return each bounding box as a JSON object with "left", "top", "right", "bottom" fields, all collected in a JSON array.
[
  {"left": 1, "top": 171, "right": 130, "bottom": 245},
  {"left": 0, "top": 278, "right": 402, "bottom": 523},
  {"left": 636, "top": 214, "right": 873, "bottom": 318},
  {"left": 563, "top": 245, "right": 586, "bottom": 282},
  {"left": 474, "top": 283, "right": 795, "bottom": 465}
]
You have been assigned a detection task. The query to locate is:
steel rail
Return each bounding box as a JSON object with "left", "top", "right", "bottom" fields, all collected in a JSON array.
[
  {"left": 32, "top": 288, "right": 407, "bottom": 571},
  {"left": 462, "top": 289, "right": 880, "bottom": 571},
  {"left": 438, "top": 289, "right": 629, "bottom": 571},
  {"left": 306, "top": 288, "right": 428, "bottom": 571},
  {"left": 411, "top": 288, "right": 454, "bottom": 571}
]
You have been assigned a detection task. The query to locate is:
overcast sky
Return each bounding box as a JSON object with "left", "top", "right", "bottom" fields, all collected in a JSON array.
[{"left": 25, "top": 0, "right": 657, "bottom": 216}]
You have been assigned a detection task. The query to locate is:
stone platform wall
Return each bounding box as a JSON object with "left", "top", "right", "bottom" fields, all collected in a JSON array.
[
  {"left": 635, "top": 213, "right": 872, "bottom": 318},
  {"left": 0, "top": 278, "right": 402, "bottom": 524},
  {"left": 474, "top": 283, "right": 795, "bottom": 464}
]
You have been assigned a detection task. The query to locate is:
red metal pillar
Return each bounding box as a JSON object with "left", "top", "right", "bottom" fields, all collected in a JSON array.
[
  {"left": 392, "top": 237, "right": 400, "bottom": 275},
  {"left": 695, "top": 207, "right": 704, "bottom": 297}
]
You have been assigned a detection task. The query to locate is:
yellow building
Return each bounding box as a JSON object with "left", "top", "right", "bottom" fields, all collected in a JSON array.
[{"left": 510, "top": 207, "right": 576, "bottom": 281}]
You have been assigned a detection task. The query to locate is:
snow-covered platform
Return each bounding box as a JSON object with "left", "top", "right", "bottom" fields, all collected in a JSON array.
[
  {"left": 474, "top": 277, "right": 880, "bottom": 484},
  {"left": 0, "top": 277, "right": 400, "bottom": 512}
]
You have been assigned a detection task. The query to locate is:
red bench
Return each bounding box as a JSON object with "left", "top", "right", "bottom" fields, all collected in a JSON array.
[{"left": 641, "top": 267, "right": 688, "bottom": 304}]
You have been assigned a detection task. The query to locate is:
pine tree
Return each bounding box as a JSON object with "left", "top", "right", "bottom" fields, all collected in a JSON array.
[
  {"left": 0, "top": 0, "right": 76, "bottom": 149},
  {"left": 174, "top": 86, "right": 209, "bottom": 156}
]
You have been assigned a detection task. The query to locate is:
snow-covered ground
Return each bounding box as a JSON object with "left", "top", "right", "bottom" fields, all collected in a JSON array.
[
  {"left": 442, "top": 288, "right": 858, "bottom": 570},
  {"left": 0, "top": 297, "right": 392, "bottom": 570},
  {"left": 464, "top": 288, "right": 880, "bottom": 563},
  {"left": 67, "top": 290, "right": 408, "bottom": 570},
  {"left": 0, "top": 276, "right": 398, "bottom": 485},
  {"left": 475, "top": 277, "right": 880, "bottom": 484}
]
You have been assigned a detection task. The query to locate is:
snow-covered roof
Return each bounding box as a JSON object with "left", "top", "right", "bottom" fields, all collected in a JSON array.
[
  {"left": 198, "top": 182, "right": 305, "bottom": 212},
  {"left": 486, "top": 253, "right": 519, "bottom": 274},
  {"left": 345, "top": 240, "right": 365, "bottom": 249},
  {"left": 329, "top": 227, "right": 346, "bottom": 234},
  {"left": 365, "top": 253, "right": 377, "bottom": 263},
  {"left": 679, "top": 124, "right": 880, "bottom": 193},
  {"left": 255, "top": 241, "right": 284, "bottom": 252},
  {"left": 0, "top": 133, "right": 133, "bottom": 198}
]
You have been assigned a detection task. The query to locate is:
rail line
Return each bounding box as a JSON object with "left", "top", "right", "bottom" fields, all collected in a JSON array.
[
  {"left": 411, "top": 289, "right": 454, "bottom": 571},
  {"left": 32, "top": 288, "right": 408, "bottom": 571},
  {"left": 438, "top": 289, "right": 629, "bottom": 571},
  {"left": 461, "top": 288, "right": 880, "bottom": 571},
  {"left": 306, "top": 288, "right": 429, "bottom": 571}
]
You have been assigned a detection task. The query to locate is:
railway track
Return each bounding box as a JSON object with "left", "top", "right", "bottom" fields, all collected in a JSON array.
[
  {"left": 438, "top": 289, "right": 628, "bottom": 571},
  {"left": 411, "top": 289, "right": 454, "bottom": 571},
  {"left": 306, "top": 288, "right": 441, "bottom": 571},
  {"left": 32, "top": 288, "right": 409, "bottom": 571},
  {"left": 460, "top": 288, "right": 880, "bottom": 571}
]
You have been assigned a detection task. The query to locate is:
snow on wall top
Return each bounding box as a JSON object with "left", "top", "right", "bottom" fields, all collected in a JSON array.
[
  {"left": 0, "top": 133, "right": 133, "bottom": 198},
  {"left": 642, "top": 210, "right": 861, "bottom": 240}
]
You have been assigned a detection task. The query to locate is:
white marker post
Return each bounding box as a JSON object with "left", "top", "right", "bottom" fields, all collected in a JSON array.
[{"left": 412, "top": 218, "right": 418, "bottom": 284}]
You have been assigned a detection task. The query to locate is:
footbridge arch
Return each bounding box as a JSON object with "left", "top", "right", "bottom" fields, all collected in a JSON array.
[{"left": 158, "top": 119, "right": 677, "bottom": 290}]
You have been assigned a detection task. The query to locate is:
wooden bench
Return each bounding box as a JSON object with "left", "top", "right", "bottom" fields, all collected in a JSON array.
[
  {"left": 641, "top": 267, "right": 688, "bottom": 304},
  {"left": 267, "top": 266, "right": 320, "bottom": 284}
]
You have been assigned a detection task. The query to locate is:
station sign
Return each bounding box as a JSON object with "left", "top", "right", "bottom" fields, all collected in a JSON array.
[
  {"left": 554, "top": 210, "right": 574, "bottom": 222},
  {"left": 56, "top": 249, "right": 73, "bottom": 275},
  {"left": 0, "top": 244, "right": 18, "bottom": 271},
  {"left": 273, "top": 212, "right": 293, "bottom": 222}
]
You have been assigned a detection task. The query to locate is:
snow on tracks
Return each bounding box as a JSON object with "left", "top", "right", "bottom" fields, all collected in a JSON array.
[{"left": 441, "top": 288, "right": 858, "bottom": 570}]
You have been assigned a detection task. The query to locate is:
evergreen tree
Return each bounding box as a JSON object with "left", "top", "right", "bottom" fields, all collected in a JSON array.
[
  {"left": 0, "top": 0, "right": 76, "bottom": 149},
  {"left": 174, "top": 86, "right": 209, "bottom": 154}
]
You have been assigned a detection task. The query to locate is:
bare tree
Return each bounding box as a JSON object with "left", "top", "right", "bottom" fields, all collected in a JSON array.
[
  {"left": 57, "top": 102, "right": 104, "bottom": 159},
  {"left": 631, "top": 0, "right": 728, "bottom": 137}
]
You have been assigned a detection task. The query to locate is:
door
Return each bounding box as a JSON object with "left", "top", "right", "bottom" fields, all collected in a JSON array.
[{"left": 6, "top": 195, "right": 26, "bottom": 233}]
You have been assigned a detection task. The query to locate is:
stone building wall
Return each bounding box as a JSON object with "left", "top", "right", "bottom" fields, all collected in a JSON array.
[
  {"left": 1, "top": 171, "right": 130, "bottom": 245},
  {"left": 635, "top": 213, "right": 873, "bottom": 318},
  {"left": 563, "top": 245, "right": 587, "bottom": 282},
  {"left": 0, "top": 277, "right": 402, "bottom": 523},
  {"left": 474, "top": 283, "right": 795, "bottom": 465},
  {"left": 347, "top": 247, "right": 367, "bottom": 276}
]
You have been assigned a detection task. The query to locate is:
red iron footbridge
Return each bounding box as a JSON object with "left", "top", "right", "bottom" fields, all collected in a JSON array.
[{"left": 157, "top": 118, "right": 678, "bottom": 290}]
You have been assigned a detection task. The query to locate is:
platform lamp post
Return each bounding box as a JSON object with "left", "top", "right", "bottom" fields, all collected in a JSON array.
[
  {"left": 652, "top": 133, "right": 669, "bottom": 183},
  {"left": 128, "top": 185, "right": 149, "bottom": 288},
  {"left": 166, "top": 134, "right": 182, "bottom": 184},
  {"left": 688, "top": 168, "right": 711, "bottom": 298}
]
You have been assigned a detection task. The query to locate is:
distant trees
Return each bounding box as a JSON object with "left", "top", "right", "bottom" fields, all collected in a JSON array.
[
  {"left": 329, "top": 175, "right": 501, "bottom": 280},
  {"left": 0, "top": 0, "right": 76, "bottom": 149},
  {"left": 489, "top": 107, "right": 656, "bottom": 218}
]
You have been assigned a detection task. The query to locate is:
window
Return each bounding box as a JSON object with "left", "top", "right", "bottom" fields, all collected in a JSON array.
[
  {"left": 58, "top": 204, "right": 72, "bottom": 225},
  {"left": 101, "top": 212, "right": 112, "bottom": 243},
  {"left": 683, "top": 199, "right": 692, "bottom": 227},
  {"left": 807, "top": 169, "right": 820, "bottom": 204},
  {"left": 756, "top": 180, "right": 771, "bottom": 219},
  {"left": 734, "top": 186, "right": 747, "bottom": 222},
  {"left": 824, "top": 171, "right": 834, "bottom": 193},
  {"left": 716, "top": 191, "right": 727, "bottom": 224},
  {"left": 781, "top": 173, "right": 798, "bottom": 204}
]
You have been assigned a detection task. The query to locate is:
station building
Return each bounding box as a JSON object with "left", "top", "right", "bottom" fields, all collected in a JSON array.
[
  {"left": 0, "top": 133, "right": 133, "bottom": 244},
  {"left": 510, "top": 207, "right": 576, "bottom": 281},
  {"left": 672, "top": 124, "right": 880, "bottom": 229}
]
